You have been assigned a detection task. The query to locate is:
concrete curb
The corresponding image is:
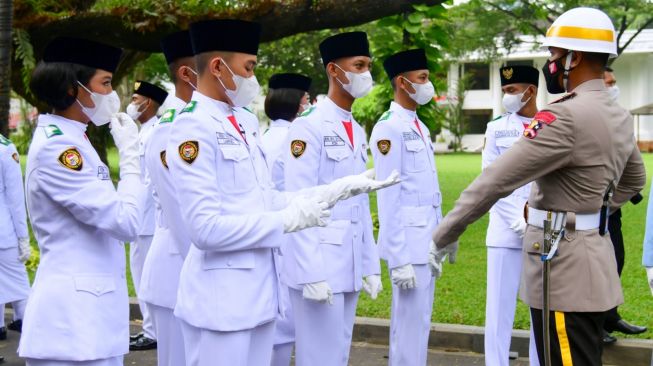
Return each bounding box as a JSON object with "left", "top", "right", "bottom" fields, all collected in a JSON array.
[{"left": 128, "top": 299, "right": 653, "bottom": 365}]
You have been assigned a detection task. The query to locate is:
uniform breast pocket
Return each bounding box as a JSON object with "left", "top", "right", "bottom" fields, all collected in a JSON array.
[
  {"left": 219, "top": 145, "right": 256, "bottom": 194},
  {"left": 325, "top": 147, "right": 353, "bottom": 178},
  {"left": 495, "top": 137, "right": 518, "bottom": 154},
  {"left": 317, "top": 220, "right": 350, "bottom": 246},
  {"left": 202, "top": 250, "right": 255, "bottom": 270},
  {"left": 73, "top": 275, "right": 116, "bottom": 297},
  {"left": 404, "top": 142, "right": 428, "bottom": 172}
]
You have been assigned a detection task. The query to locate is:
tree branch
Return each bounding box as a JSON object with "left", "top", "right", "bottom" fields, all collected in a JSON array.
[
  {"left": 486, "top": 2, "right": 546, "bottom": 35},
  {"left": 617, "top": 17, "right": 653, "bottom": 56}
]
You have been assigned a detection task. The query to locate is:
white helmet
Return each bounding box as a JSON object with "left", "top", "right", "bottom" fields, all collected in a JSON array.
[{"left": 542, "top": 7, "right": 617, "bottom": 58}]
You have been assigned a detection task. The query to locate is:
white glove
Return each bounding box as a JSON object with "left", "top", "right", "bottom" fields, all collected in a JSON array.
[
  {"left": 647, "top": 267, "right": 653, "bottom": 296},
  {"left": 391, "top": 264, "right": 417, "bottom": 290},
  {"left": 362, "top": 274, "right": 383, "bottom": 299},
  {"left": 110, "top": 113, "right": 140, "bottom": 177},
  {"left": 430, "top": 240, "right": 458, "bottom": 278},
  {"left": 302, "top": 281, "right": 333, "bottom": 304},
  {"left": 309, "top": 169, "right": 401, "bottom": 207},
  {"left": 510, "top": 218, "right": 527, "bottom": 238},
  {"left": 428, "top": 241, "right": 443, "bottom": 278},
  {"left": 17, "top": 237, "right": 31, "bottom": 263},
  {"left": 281, "top": 196, "right": 330, "bottom": 233}
]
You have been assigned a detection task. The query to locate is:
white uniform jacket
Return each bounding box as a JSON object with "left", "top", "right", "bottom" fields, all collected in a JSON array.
[
  {"left": 369, "top": 102, "right": 442, "bottom": 269},
  {"left": 167, "top": 92, "right": 287, "bottom": 332},
  {"left": 0, "top": 135, "right": 27, "bottom": 248},
  {"left": 138, "top": 115, "right": 157, "bottom": 236},
  {"left": 282, "top": 97, "right": 381, "bottom": 293},
  {"left": 482, "top": 113, "right": 532, "bottom": 248},
  {"left": 261, "top": 119, "right": 291, "bottom": 191},
  {"left": 19, "top": 114, "right": 144, "bottom": 360},
  {"left": 139, "top": 97, "right": 189, "bottom": 309}
]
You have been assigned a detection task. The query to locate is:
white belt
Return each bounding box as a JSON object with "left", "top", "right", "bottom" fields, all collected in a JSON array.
[{"left": 527, "top": 207, "right": 600, "bottom": 231}]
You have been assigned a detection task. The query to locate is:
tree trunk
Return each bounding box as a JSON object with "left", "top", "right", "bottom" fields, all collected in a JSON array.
[{"left": 0, "top": 0, "right": 12, "bottom": 137}]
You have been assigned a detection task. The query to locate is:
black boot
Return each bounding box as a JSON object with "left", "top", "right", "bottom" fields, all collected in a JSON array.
[
  {"left": 7, "top": 319, "right": 22, "bottom": 333},
  {"left": 0, "top": 327, "right": 6, "bottom": 341},
  {"left": 612, "top": 319, "right": 647, "bottom": 335}
]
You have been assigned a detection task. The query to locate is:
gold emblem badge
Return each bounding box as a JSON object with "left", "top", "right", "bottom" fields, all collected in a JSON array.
[
  {"left": 377, "top": 139, "right": 391, "bottom": 155},
  {"left": 134, "top": 81, "right": 141, "bottom": 90},
  {"left": 160, "top": 150, "right": 168, "bottom": 169},
  {"left": 291, "top": 140, "right": 306, "bottom": 158},
  {"left": 11, "top": 152, "right": 19, "bottom": 163},
  {"left": 178, "top": 140, "right": 199, "bottom": 164},
  {"left": 502, "top": 67, "right": 513, "bottom": 80},
  {"left": 58, "top": 147, "right": 83, "bottom": 171}
]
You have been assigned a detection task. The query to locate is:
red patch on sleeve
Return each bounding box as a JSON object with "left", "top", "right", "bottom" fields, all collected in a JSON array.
[{"left": 534, "top": 111, "right": 557, "bottom": 125}]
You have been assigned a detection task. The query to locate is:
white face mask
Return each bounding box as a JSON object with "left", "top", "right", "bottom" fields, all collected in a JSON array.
[
  {"left": 187, "top": 67, "right": 198, "bottom": 90},
  {"left": 126, "top": 100, "right": 147, "bottom": 120},
  {"left": 402, "top": 77, "right": 435, "bottom": 105},
  {"left": 607, "top": 85, "right": 620, "bottom": 101},
  {"left": 502, "top": 89, "right": 532, "bottom": 113},
  {"left": 76, "top": 82, "right": 121, "bottom": 126},
  {"left": 216, "top": 60, "right": 260, "bottom": 108},
  {"left": 334, "top": 63, "right": 373, "bottom": 98}
]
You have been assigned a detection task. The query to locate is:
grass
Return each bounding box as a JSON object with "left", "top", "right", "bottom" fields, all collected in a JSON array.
[{"left": 19, "top": 150, "right": 653, "bottom": 338}]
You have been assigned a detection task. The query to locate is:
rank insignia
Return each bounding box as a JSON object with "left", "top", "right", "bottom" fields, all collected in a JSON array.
[
  {"left": 300, "top": 106, "right": 315, "bottom": 117},
  {"left": 523, "top": 111, "right": 557, "bottom": 139},
  {"left": 12, "top": 152, "right": 19, "bottom": 163},
  {"left": 58, "top": 147, "right": 83, "bottom": 171},
  {"left": 377, "top": 139, "right": 391, "bottom": 155},
  {"left": 378, "top": 111, "right": 393, "bottom": 122},
  {"left": 160, "top": 150, "right": 168, "bottom": 169},
  {"left": 159, "top": 109, "right": 176, "bottom": 124},
  {"left": 178, "top": 140, "right": 199, "bottom": 164},
  {"left": 291, "top": 140, "right": 306, "bottom": 158},
  {"left": 181, "top": 101, "right": 197, "bottom": 114}
]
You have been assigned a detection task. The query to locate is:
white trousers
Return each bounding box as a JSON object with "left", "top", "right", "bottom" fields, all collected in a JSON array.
[
  {"left": 25, "top": 356, "right": 123, "bottom": 366},
  {"left": 289, "top": 288, "right": 359, "bottom": 366},
  {"left": 271, "top": 342, "right": 293, "bottom": 366},
  {"left": 0, "top": 246, "right": 30, "bottom": 304},
  {"left": 485, "top": 247, "right": 539, "bottom": 366},
  {"left": 180, "top": 319, "right": 275, "bottom": 366},
  {"left": 389, "top": 264, "right": 435, "bottom": 366},
  {"left": 130, "top": 235, "right": 155, "bottom": 339},
  {"left": 148, "top": 303, "right": 185, "bottom": 366}
]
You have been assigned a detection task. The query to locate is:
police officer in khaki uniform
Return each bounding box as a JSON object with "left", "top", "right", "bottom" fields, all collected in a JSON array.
[{"left": 431, "top": 7, "right": 646, "bottom": 365}]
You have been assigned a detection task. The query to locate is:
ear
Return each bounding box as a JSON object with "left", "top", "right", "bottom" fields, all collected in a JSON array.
[
  {"left": 209, "top": 56, "right": 224, "bottom": 77},
  {"left": 178, "top": 66, "right": 190, "bottom": 83},
  {"left": 570, "top": 51, "right": 583, "bottom": 68},
  {"left": 326, "top": 62, "right": 339, "bottom": 78}
]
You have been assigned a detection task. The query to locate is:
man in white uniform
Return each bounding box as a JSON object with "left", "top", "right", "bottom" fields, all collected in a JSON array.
[
  {"left": 125, "top": 80, "right": 168, "bottom": 351},
  {"left": 261, "top": 72, "right": 312, "bottom": 366},
  {"left": 283, "top": 32, "right": 383, "bottom": 366},
  {"left": 0, "top": 134, "right": 30, "bottom": 341},
  {"left": 139, "top": 30, "right": 197, "bottom": 365},
  {"left": 482, "top": 65, "right": 539, "bottom": 366},
  {"left": 370, "top": 48, "right": 440, "bottom": 366}
]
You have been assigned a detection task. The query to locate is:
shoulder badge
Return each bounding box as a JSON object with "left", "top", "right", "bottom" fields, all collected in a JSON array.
[
  {"left": 178, "top": 140, "right": 199, "bottom": 164},
  {"left": 377, "top": 139, "right": 391, "bottom": 155},
  {"left": 58, "top": 147, "right": 83, "bottom": 171},
  {"left": 44, "top": 125, "right": 63, "bottom": 138},
  {"left": 378, "top": 110, "right": 393, "bottom": 122},
  {"left": 0, "top": 134, "right": 11, "bottom": 145},
  {"left": 160, "top": 150, "right": 168, "bottom": 169},
  {"left": 490, "top": 113, "right": 507, "bottom": 122},
  {"left": 12, "top": 152, "right": 19, "bottom": 163},
  {"left": 242, "top": 106, "right": 255, "bottom": 114},
  {"left": 159, "top": 109, "right": 176, "bottom": 124},
  {"left": 523, "top": 111, "right": 557, "bottom": 139},
  {"left": 550, "top": 92, "right": 576, "bottom": 105},
  {"left": 291, "top": 140, "right": 306, "bottom": 158},
  {"left": 181, "top": 101, "right": 197, "bottom": 114},
  {"left": 300, "top": 106, "right": 316, "bottom": 117}
]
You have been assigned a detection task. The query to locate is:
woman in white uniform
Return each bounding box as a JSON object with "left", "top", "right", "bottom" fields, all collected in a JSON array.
[
  {"left": 261, "top": 73, "right": 311, "bottom": 366},
  {"left": 19, "top": 37, "right": 145, "bottom": 366}
]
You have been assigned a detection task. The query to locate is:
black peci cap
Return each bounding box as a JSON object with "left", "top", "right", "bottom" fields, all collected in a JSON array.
[
  {"left": 189, "top": 19, "right": 261, "bottom": 56},
  {"left": 161, "top": 30, "right": 194, "bottom": 64},
  {"left": 319, "top": 31, "right": 370, "bottom": 67},
  {"left": 269, "top": 73, "right": 312, "bottom": 92},
  {"left": 43, "top": 37, "right": 122, "bottom": 73},
  {"left": 133, "top": 80, "right": 168, "bottom": 105},
  {"left": 383, "top": 49, "right": 428, "bottom": 80},
  {"left": 500, "top": 65, "right": 539, "bottom": 87}
]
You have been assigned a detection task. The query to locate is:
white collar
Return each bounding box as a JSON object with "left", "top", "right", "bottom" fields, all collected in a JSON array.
[
  {"left": 389, "top": 101, "right": 418, "bottom": 121},
  {"left": 38, "top": 114, "right": 87, "bottom": 135},
  {"left": 140, "top": 115, "right": 158, "bottom": 129},
  {"left": 270, "top": 119, "right": 291, "bottom": 128},
  {"left": 323, "top": 96, "right": 353, "bottom": 121},
  {"left": 169, "top": 95, "right": 188, "bottom": 110}
]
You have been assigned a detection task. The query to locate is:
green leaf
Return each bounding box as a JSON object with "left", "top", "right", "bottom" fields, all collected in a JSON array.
[
  {"left": 404, "top": 22, "right": 421, "bottom": 34},
  {"left": 407, "top": 12, "right": 424, "bottom": 24}
]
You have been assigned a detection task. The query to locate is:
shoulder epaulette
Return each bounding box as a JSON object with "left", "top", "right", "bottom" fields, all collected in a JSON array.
[
  {"left": 490, "top": 113, "right": 508, "bottom": 122},
  {"left": 159, "top": 108, "right": 177, "bottom": 124},
  {"left": 43, "top": 125, "right": 63, "bottom": 139},
  {"left": 242, "top": 106, "right": 255, "bottom": 114},
  {"left": 550, "top": 92, "right": 577, "bottom": 105},
  {"left": 180, "top": 101, "right": 197, "bottom": 114},
  {"left": 378, "top": 110, "right": 393, "bottom": 122},
  {"left": 300, "top": 106, "right": 316, "bottom": 117},
  {"left": 0, "top": 134, "right": 11, "bottom": 145}
]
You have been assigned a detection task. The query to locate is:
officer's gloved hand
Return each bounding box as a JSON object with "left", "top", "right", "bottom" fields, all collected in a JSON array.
[
  {"left": 430, "top": 240, "right": 458, "bottom": 278},
  {"left": 281, "top": 196, "right": 330, "bottom": 233},
  {"left": 110, "top": 113, "right": 140, "bottom": 177},
  {"left": 391, "top": 264, "right": 417, "bottom": 290},
  {"left": 17, "top": 237, "right": 31, "bottom": 263},
  {"left": 362, "top": 274, "right": 383, "bottom": 299},
  {"left": 303, "top": 281, "right": 333, "bottom": 305},
  {"left": 310, "top": 169, "right": 401, "bottom": 207},
  {"left": 647, "top": 267, "right": 653, "bottom": 296},
  {"left": 510, "top": 218, "right": 527, "bottom": 238}
]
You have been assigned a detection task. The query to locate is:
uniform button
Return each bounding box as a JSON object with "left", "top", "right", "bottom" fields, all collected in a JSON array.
[{"left": 533, "top": 242, "right": 541, "bottom": 250}]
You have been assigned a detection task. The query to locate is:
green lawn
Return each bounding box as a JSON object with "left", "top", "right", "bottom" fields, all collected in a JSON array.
[{"left": 20, "top": 151, "right": 653, "bottom": 338}]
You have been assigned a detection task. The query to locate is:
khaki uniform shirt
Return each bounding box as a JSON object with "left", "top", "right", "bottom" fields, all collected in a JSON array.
[{"left": 432, "top": 79, "right": 646, "bottom": 312}]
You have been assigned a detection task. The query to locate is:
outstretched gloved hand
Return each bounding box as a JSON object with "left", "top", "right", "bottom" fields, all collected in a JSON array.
[
  {"left": 281, "top": 196, "right": 330, "bottom": 233},
  {"left": 311, "top": 168, "right": 401, "bottom": 207}
]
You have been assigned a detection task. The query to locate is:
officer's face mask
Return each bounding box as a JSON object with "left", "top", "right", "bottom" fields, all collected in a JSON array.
[
  {"left": 216, "top": 60, "right": 260, "bottom": 108},
  {"left": 607, "top": 85, "right": 620, "bottom": 101},
  {"left": 186, "top": 67, "right": 198, "bottom": 91},
  {"left": 542, "top": 51, "right": 574, "bottom": 94},
  {"left": 401, "top": 77, "right": 435, "bottom": 105},
  {"left": 502, "top": 87, "right": 532, "bottom": 113},
  {"left": 126, "top": 99, "right": 148, "bottom": 120},
  {"left": 333, "top": 63, "right": 374, "bottom": 99},
  {"left": 76, "top": 81, "right": 121, "bottom": 126}
]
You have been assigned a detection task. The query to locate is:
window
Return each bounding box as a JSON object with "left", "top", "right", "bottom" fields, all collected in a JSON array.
[
  {"left": 464, "top": 109, "right": 493, "bottom": 134},
  {"left": 506, "top": 60, "right": 534, "bottom": 67},
  {"left": 463, "top": 63, "right": 490, "bottom": 90}
]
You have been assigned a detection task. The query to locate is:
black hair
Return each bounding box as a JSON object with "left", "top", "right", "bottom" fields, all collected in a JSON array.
[
  {"left": 583, "top": 52, "right": 609, "bottom": 69},
  {"left": 195, "top": 51, "right": 233, "bottom": 76},
  {"left": 30, "top": 61, "right": 97, "bottom": 110},
  {"left": 264, "top": 87, "right": 304, "bottom": 121},
  {"left": 168, "top": 60, "right": 181, "bottom": 84}
]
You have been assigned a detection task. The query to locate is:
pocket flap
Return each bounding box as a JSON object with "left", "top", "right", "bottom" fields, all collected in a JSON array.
[
  {"left": 495, "top": 136, "right": 519, "bottom": 148},
  {"left": 318, "top": 220, "right": 349, "bottom": 245},
  {"left": 404, "top": 141, "right": 425, "bottom": 152},
  {"left": 203, "top": 250, "right": 255, "bottom": 270},
  {"left": 400, "top": 206, "right": 430, "bottom": 227},
  {"left": 325, "top": 147, "right": 350, "bottom": 162},
  {"left": 220, "top": 146, "right": 249, "bottom": 161},
  {"left": 74, "top": 275, "right": 116, "bottom": 297}
]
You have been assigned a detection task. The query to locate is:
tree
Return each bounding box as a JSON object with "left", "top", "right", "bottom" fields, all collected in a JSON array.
[
  {"left": 437, "top": 73, "right": 472, "bottom": 152},
  {"left": 0, "top": 0, "right": 11, "bottom": 137}
]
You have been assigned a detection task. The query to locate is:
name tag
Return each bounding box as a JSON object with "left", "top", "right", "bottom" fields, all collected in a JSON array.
[
  {"left": 97, "top": 166, "right": 110, "bottom": 180},
  {"left": 216, "top": 132, "right": 239, "bottom": 146},
  {"left": 324, "top": 135, "right": 346, "bottom": 147},
  {"left": 402, "top": 131, "right": 421, "bottom": 141},
  {"left": 494, "top": 130, "right": 521, "bottom": 138}
]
